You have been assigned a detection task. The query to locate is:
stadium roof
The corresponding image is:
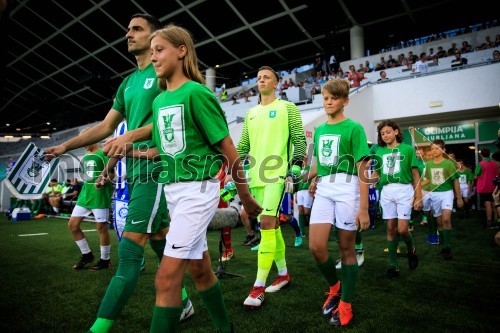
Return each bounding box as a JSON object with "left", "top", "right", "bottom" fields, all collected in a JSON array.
[{"left": 0, "top": 0, "right": 495, "bottom": 135}]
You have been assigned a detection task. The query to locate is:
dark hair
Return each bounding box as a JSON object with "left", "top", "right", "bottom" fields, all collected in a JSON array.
[
  {"left": 480, "top": 148, "right": 490, "bottom": 158},
  {"left": 258, "top": 66, "right": 279, "bottom": 82},
  {"left": 131, "top": 13, "right": 162, "bottom": 32},
  {"left": 432, "top": 139, "right": 445, "bottom": 149},
  {"left": 377, "top": 119, "right": 403, "bottom": 147}
]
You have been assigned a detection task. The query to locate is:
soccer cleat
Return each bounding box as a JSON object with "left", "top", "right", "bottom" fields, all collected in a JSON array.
[
  {"left": 329, "top": 301, "right": 353, "bottom": 326},
  {"left": 243, "top": 234, "right": 258, "bottom": 246},
  {"left": 322, "top": 285, "right": 341, "bottom": 317},
  {"left": 408, "top": 224, "right": 414, "bottom": 232},
  {"left": 89, "top": 259, "right": 111, "bottom": 271},
  {"left": 73, "top": 252, "right": 95, "bottom": 270},
  {"left": 420, "top": 220, "right": 428, "bottom": 226},
  {"left": 250, "top": 244, "right": 259, "bottom": 251},
  {"left": 265, "top": 273, "right": 290, "bottom": 292},
  {"left": 294, "top": 236, "right": 303, "bottom": 247},
  {"left": 222, "top": 250, "right": 234, "bottom": 262},
  {"left": 386, "top": 267, "right": 400, "bottom": 278},
  {"left": 442, "top": 248, "right": 453, "bottom": 260},
  {"left": 355, "top": 249, "right": 365, "bottom": 267},
  {"left": 384, "top": 247, "right": 401, "bottom": 253},
  {"left": 179, "top": 299, "right": 194, "bottom": 322},
  {"left": 430, "top": 235, "right": 440, "bottom": 245},
  {"left": 335, "top": 259, "right": 341, "bottom": 269},
  {"left": 244, "top": 286, "right": 265, "bottom": 308},
  {"left": 406, "top": 247, "right": 418, "bottom": 270}
]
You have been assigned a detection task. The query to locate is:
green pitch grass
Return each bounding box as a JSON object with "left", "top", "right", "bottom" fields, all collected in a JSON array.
[{"left": 0, "top": 212, "right": 498, "bottom": 332}]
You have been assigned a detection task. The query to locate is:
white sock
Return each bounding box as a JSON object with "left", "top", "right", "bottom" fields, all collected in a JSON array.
[
  {"left": 100, "top": 245, "right": 111, "bottom": 260},
  {"left": 75, "top": 238, "right": 91, "bottom": 254}
]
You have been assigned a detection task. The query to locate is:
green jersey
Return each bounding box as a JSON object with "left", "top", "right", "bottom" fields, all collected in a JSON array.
[
  {"left": 457, "top": 169, "right": 473, "bottom": 186},
  {"left": 372, "top": 143, "right": 418, "bottom": 187},
  {"left": 299, "top": 165, "right": 311, "bottom": 191},
  {"left": 236, "top": 98, "right": 306, "bottom": 188},
  {"left": 314, "top": 118, "right": 369, "bottom": 177},
  {"left": 424, "top": 158, "right": 457, "bottom": 192},
  {"left": 77, "top": 149, "right": 112, "bottom": 209},
  {"left": 113, "top": 63, "right": 162, "bottom": 181},
  {"left": 152, "top": 81, "right": 229, "bottom": 184}
]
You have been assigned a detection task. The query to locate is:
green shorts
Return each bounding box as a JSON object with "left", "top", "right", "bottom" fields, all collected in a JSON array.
[
  {"left": 250, "top": 179, "right": 286, "bottom": 221},
  {"left": 124, "top": 177, "right": 169, "bottom": 234}
]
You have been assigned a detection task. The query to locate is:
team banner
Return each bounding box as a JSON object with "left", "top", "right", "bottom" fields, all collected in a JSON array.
[
  {"left": 4, "top": 143, "right": 60, "bottom": 199},
  {"left": 113, "top": 198, "right": 128, "bottom": 241}
]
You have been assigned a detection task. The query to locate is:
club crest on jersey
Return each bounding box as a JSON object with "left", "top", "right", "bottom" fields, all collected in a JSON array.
[
  {"left": 144, "top": 78, "right": 155, "bottom": 89},
  {"left": 269, "top": 110, "right": 276, "bottom": 118},
  {"left": 321, "top": 139, "right": 333, "bottom": 157},
  {"left": 162, "top": 114, "right": 175, "bottom": 143}
]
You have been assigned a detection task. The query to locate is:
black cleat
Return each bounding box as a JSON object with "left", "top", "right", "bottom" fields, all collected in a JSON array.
[
  {"left": 73, "top": 252, "right": 95, "bottom": 270},
  {"left": 386, "top": 267, "right": 400, "bottom": 278},
  {"left": 442, "top": 248, "right": 453, "bottom": 260},
  {"left": 89, "top": 259, "right": 111, "bottom": 270},
  {"left": 407, "top": 247, "right": 419, "bottom": 270}
]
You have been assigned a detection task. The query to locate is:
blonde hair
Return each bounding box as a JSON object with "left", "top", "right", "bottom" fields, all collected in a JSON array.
[
  {"left": 150, "top": 24, "right": 204, "bottom": 90},
  {"left": 321, "top": 78, "right": 350, "bottom": 99}
]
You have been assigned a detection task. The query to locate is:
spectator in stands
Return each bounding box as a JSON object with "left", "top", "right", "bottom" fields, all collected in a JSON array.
[
  {"left": 377, "top": 70, "right": 389, "bottom": 82},
  {"left": 427, "top": 47, "right": 437, "bottom": 61},
  {"left": 460, "top": 41, "right": 471, "bottom": 54},
  {"left": 63, "top": 178, "right": 81, "bottom": 201},
  {"left": 451, "top": 51, "right": 468, "bottom": 68},
  {"left": 232, "top": 95, "right": 240, "bottom": 104},
  {"left": 407, "top": 51, "right": 418, "bottom": 64},
  {"left": 346, "top": 65, "right": 365, "bottom": 88},
  {"left": 437, "top": 46, "right": 447, "bottom": 58},
  {"left": 46, "top": 178, "right": 63, "bottom": 214},
  {"left": 314, "top": 56, "right": 323, "bottom": 77},
  {"left": 475, "top": 35, "right": 495, "bottom": 50},
  {"left": 358, "top": 63, "right": 366, "bottom": 73},
  {"left": 329, "top": 54, "right": 339, "bottom": 74},
  {"left": 495, "top": 34, "right": 500, "bottom": 47},
  {"left": 307, "top": 73, "right": 314, "bottom": 84},
  {"left": 386, "top": 54, "right": 397, "bottom": 68},
  {"left": 447, "top": 43, "right": 458, "bottom": 57},
  {"left": 288, "top": 78, "right": 295, "bottom": 87},
  {"left": 412, "top": 52, "right": 429, "bottom": 74},
  {"left": 243, "top": 92, "right": 251, "bottom": 103},
  {"left": 249, "top": 88, "right": 256, "bottom": 96},
  {"left": 365, "top": 60, "right": 374, "bottom": 72},
  {"left": 489, "top": 49, "right": 500, "bottom": 62},
  {"left": 375, "top": 57, "right": 387, "bottom": 71}
]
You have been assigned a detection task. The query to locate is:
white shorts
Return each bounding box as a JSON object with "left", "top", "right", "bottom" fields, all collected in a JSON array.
[
  {"left": 71, "top": 205, "right": 109, "bottom": 223},
  {"left": 163, "top": 179, "right": 220, "bottom": 260},
  {"left": 460, "top": 186, "right": 469, "bottom": 198},
  {"left": 309, "top": 173, "right": 359, "bottom": 231},
  {"left": 380, "top": 184, "right": 414, "bottom": 220},
  {"left": 429, "top": 190, "right": 454, "bottom": 217},
  {"left": 296, "top": 189, "right": 313, "bottom": 208},
  {"left": 421, "top": 190, "right": 432, "bottom": 212}
]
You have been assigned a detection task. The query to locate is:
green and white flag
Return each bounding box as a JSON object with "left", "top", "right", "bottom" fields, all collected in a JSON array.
[{"left": 4, "top": 143, "right": 59, "bottom": 199}]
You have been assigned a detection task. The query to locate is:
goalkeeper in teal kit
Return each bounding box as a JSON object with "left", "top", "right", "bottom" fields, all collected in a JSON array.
[{"left": 237, "top": 66, "right": 307, "bottom": 308}]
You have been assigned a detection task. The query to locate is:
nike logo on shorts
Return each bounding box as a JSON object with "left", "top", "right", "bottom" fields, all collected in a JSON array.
[
  {"left": 172, "top": 244, "right": 185, "bottom": 249},
  {"left": 265, "top": 208, "right": 273, "bottom": 211},
  {"left": 130, "top": 220, "right": 145, "bottom": 224}
]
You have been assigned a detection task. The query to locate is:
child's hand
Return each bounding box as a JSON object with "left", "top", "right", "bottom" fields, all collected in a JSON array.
[
  {"left": 456, "top": 197, "right": 464, "bottom": 208},
  {"left": 308, "top": 181, "right": 317, "bottom": 197},
  {"left": 356, "top": 210, "right": 370, "bottom": 231},
  {"left": 413, "top": 196, "right": 423, "bottom": 211},
  {"left": 240, "top": 193, "right": 262, "bottom": 219}
]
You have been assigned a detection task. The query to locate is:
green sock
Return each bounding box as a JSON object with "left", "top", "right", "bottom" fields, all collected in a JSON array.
[
  {"left": 31, "top": 200, "right": 42, "bottom": 214},
  {"left": 298, "top": 214, "right": 305, "bottom": 235},
  {"left": 317, "top": 254, "right": 338, "bottom": 286},
  {"left": 423, "top": 215, "right": 427, "bottom": 222},
  {"left": 403, "top": 233, "right": 414, "bottom": 251},
  {"left": 438, "top": 229, "right": 444, "bottom": 245},
  {"left": 442, "top": 229, "right": 452, "bottom": 249},
  {"left": 149, "top": 238, "right": 166, "bottom": 263},
  {"left": 256, "top": 229, "right": 276, "bottom": 285},
  {"left": 431, "top": 218, "right": 438, "bottom": 235},
  {"left": 181, "top": 282, "right": 188, "bottom": 307},
  {"left": 198, "top": 280, "right": 231, "bottom": 333},
  {"left": 273, "top": 227, "right": 287, "bottom": 273},
  {"left": 94, "top": 238, "right": 143, "bottom": 324},
  {"left": 388, "top": 240, "right": 399, "bottom": 268},
  {"left": 150, "top": 305, "right": 183, "bottom": 333},
  {"left": 88, "top": 318, "right": 114, "bottom": 333},
  {"left": 340, "top": 264, "right": 359, "bottom": 303}
]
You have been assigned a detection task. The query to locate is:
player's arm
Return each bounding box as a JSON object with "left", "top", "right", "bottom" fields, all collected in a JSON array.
[
  {"left": 411, "top": 167, "right": 422, "bottom": 210},
  {"left": 103, "top": 123, "right": 153, "bottom": 158},
  {"left": 127, "top": 146, "right": 160, "bottom": 161},
  {"left": 236, "top": 118, "right": 250, "bottom": 160},
  {"left": 219, "top": 135, "right": 262, "bottom": 218},
  {"left": 453, "top": 178, "right": 463, "bottom": 208},
  {"left": 288, "top": 105, "right": 307, "bottom": 167},
  {"left": 357, "top": 158, "right": 370, "bottom": 231},
  {"left": 45, "top": 109, "right": 124, "bottom": 159}
]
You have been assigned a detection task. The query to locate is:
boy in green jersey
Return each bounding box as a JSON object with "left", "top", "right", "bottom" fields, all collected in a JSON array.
[
  {"left": 371, "top": 120, "right": 422, "bottom": 278},
  {"left": 236, "top": 65, "right": 307, "bottom": 308},
  {"left": 456, "top": 159, "right": 473, "bottom": 218},
  {"left": 69, "top": 128, "right": 114, "bottom": 270},
  {"left": 305, "top": 78, "right": 370, "bottom": 327},
  {"left": 421, "top": 139, "right": 463, "bottom": 260}
]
